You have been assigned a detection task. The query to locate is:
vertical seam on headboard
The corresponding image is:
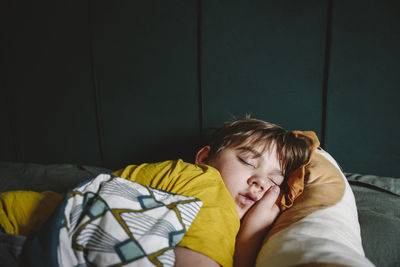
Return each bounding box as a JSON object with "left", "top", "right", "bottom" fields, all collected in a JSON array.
[
  {"left": 197, "top": 0, "right": 204, "bottom": 140},
  {"left": 4, "top": 90, "right": 19, "bottom": 161},
  {"left": 321, "top": 0, "right": 333, "bottom": 149},
  {"left": 88, "top": 0, "right": 105, "bottom": 167}
]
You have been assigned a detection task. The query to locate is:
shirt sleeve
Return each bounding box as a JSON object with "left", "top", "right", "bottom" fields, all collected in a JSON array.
[{"left": 0, "top": 190, "right": 64, "bottom": 235}]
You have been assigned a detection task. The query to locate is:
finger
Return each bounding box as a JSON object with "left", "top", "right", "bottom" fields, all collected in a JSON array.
[
  {"left": 259, "top": 186, "right": 280, "bottom": 207},
  {"left": 271, "top": 202, "right": 280, "bottom": 215},
  {"left": 275, "top": 191, "right": 283, "bottom": 210}
]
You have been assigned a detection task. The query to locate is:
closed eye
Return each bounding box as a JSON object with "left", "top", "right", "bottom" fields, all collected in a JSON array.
[
  {"left": 270, "top": 179, "right": 278, "bottom": 186},
  {"left": 268, "top": 177, "right": 282, "bottom": 187},
  {"left": 238, "top": 157, "right": 254, "bottom": 168}
]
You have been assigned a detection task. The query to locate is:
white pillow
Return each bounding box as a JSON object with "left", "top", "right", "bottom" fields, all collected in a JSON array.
[{"left": 256, "top": 148, "right": 374, "bottom": 267}]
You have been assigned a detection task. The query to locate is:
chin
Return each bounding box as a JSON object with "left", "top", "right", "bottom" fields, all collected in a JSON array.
[
  {"left": 236, "top": 209, "right": 244, "bottom": 220},
  {"left": 237, "top": 209, "right": 248, "bottom": 220}
]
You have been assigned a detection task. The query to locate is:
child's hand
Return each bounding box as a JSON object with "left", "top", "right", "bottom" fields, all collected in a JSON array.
[
  {"left": 241, "top": 185, "right": 281, "bottom": 233},
  {"left": 234, "top": 186, "right": 281, "bottom": 267}
]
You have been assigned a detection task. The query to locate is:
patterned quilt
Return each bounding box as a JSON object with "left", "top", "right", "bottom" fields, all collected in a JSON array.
[{"left": 23, "top": 174, "right": 203, "bottom": 267}]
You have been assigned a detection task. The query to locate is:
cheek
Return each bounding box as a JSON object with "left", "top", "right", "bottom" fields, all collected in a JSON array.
[
  {"left": 213, "top": 158, "right": 249, "bottom": 193},
  {"left": 220, "top": 169, "right": 244, "bottom": 194},
  {"left": 220, "top": 170, "right": 237, "bottom": 190}
]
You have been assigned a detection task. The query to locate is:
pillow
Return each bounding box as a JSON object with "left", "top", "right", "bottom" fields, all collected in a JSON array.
[{"left": 256, "top": 148, "right": 374, "bottom": 267}]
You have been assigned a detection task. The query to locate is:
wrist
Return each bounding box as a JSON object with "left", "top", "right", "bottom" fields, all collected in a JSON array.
[
  {"left": 234, "top": 229, "right": 266, "bottom": 267},
  {"left": 240, "top": 217, "right": 271, "bottom": 237}
]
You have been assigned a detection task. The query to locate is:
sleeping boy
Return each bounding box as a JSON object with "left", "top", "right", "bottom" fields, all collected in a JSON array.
[{"left": 0, "top": 118, "right": 317, "bottom": 267}]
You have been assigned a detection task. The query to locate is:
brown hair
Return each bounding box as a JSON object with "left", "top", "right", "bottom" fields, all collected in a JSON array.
[{"left": 206, "top": 118, "right": 313, "bottom": 180}]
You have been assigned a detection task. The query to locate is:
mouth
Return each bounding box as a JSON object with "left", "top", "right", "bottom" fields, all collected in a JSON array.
[{"left": 238, "top": 192, "right": 257, "bottom": 205}]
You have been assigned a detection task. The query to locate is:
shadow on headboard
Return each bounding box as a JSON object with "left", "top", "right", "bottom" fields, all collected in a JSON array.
[{"left": 1, "top": 0, "right": 399, "bottom": 177}]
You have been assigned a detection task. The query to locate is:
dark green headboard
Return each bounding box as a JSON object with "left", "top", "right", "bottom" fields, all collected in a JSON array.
[{"left": 1, "top": 0, "right": 399, "bottom": 177}]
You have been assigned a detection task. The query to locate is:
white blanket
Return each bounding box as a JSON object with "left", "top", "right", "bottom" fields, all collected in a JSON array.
[{"left": 24, "top": 174, "right": 203, "bottom": 267}]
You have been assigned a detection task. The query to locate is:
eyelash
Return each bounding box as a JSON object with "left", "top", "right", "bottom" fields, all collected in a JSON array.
[
  {"left": 239, "top": 156, "right": 281, "bottom": 186},
  {"left": 269, "top": 178, "right": 279, "bottom": 186},
  {"left": 238, "top": 157, "right": 253, "bottom": 167}
]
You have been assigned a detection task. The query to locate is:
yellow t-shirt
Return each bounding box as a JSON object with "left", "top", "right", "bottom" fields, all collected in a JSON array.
[
  {"left": 0, "top": 160, "right": 239, "bottom": 267},
  {"left": 0, "top": 190, "right": 64, "bottom": 235},
  {"left": 112, "top": 160, "right": 240, "bottom": 267}
]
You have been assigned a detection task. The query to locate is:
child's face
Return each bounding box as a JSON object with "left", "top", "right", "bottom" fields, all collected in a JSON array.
[{"left": 206, "top": 141, "right": 284, "bottom": 219}]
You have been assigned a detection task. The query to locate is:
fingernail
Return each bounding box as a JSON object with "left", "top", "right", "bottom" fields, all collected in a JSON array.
[{"left": 273, "top": 186, "right": 280, "bottom": 193}]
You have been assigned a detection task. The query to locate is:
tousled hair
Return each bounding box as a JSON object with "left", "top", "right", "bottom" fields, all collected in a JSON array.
[{"left": 206, "top": 118, "right": 313, "bottom": 181}]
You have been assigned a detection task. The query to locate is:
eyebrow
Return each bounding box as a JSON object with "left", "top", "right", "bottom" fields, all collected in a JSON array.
[
  {"left": 237, "top": 146, "right": 263, "bottom": 158},
  {"left": 270, "top": 170, "right": 284, "bottom": 177}
]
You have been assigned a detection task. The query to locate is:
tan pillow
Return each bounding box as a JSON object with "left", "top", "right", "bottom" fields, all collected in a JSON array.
[
  {"left": 256, "top": 148, "right": 374, "bottom": 267},
  {"left": 280, "top": 130, "right": 320, "bottom": 211}
]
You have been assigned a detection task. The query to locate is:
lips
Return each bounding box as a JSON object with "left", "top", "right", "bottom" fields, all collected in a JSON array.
[{"left": 238, "top": 192, "right": 258, "bottom": 205}]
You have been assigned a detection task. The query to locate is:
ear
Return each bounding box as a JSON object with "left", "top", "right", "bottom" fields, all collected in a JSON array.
[{"left": 195, "top": 146, "right": 211, "bottom": 164}]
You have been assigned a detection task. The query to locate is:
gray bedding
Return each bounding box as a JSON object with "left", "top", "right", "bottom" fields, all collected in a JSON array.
[
  {"left": 346, "top": 173, "right": 400, "bottom": 266},
  {"left": 0, "top": 162, "right": 399, "bottom": 266}
]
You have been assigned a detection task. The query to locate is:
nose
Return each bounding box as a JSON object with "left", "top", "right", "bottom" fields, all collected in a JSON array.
[{"left": 248, "top": 176, "right": 269, "bottom": 192}]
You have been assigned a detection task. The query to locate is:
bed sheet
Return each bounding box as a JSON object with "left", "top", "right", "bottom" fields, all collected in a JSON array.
[{"left": 346, "top": 173, "right": 400, "bottom": 267}]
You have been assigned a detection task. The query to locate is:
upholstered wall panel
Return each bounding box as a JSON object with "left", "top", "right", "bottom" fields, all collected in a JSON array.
[
  {"left": 3, "top": 0, "right": 102, "bottom": 165},
  {"left": 326, "top": 0, "right": 400, "bottom": 177},
  {"left": 0, "top": 91, "right": 14, "bottom": 161},
  {"left": 0, "top": 1, "right": 15, "bottom": 161},
  {"left": 201, "top": 1, "right": 328, "bottom": 137},
  {"left": 91, "top": 0, "right": 199, "bottom": 169},
  {"left": 1, "top": 0, "right": 398, "bottom": 177}
]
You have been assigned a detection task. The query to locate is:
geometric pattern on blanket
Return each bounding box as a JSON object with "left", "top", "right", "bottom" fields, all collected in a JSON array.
[{"left": 58, "top": 174, "right": 203, "bottom": 267}]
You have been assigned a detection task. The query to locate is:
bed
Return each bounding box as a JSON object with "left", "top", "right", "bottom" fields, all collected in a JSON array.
[
  {"left": 1, "top": 148, "right": 399, "bottom": 266},
  {"left": 2, "top": 1, "right": 399, "bottom": 266}
]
